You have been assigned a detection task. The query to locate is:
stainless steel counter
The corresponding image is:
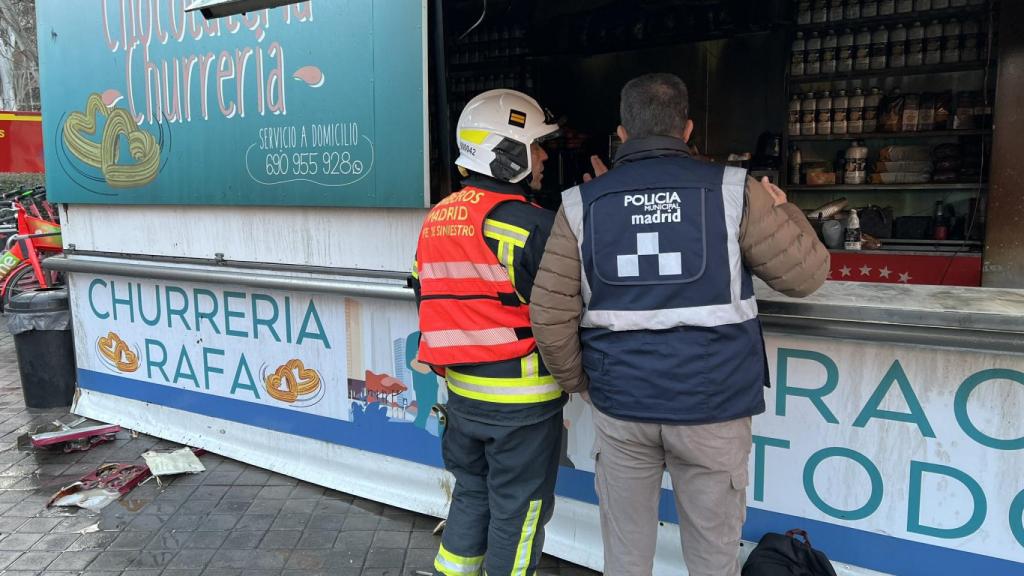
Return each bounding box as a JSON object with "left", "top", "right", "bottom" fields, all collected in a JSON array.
[{"left": 46, "top": 253, "right": 1024, "bottom": 354}]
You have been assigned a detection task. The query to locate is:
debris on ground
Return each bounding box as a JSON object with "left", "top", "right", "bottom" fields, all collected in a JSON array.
[
  {"left": 29, "top": 415, "right": 120, "bottom": 452},
  {"left": 142, "top": 447, "right": 205, "bottom": 477},
  {"left": 47, "top": 462, "right": 151, "bottom": 511}
]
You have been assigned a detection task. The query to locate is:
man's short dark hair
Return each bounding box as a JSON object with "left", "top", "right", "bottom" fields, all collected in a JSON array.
[{"left": 620, "top": 73, "right": 689, "bottom": 139}]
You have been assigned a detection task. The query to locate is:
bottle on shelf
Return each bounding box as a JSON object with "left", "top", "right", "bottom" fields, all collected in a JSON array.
[
  {"left": 806, "top": 32, "right": 822, "bottom": 75},
  {"left": 890, "top": 23, "right": 908, "bottom": 68},
  {"left": 845, "top": 208, "right": 864, "bottom": 250},
  {"left": 823, "top": 30, "right": 839, "bottom": 74},
  {"left": 829, "top": 0, "right": 845, "bottom": 23},
  {"left": 962, "top": 19, "right": 980, "bottom": 62},
  {"left": 813, "top": 0, "right": 829, "bottom": 24},
  {"left": 902, "top": 93, "right": 920, "bottom": 132},
  {"left": 862, "top": 0, "right": 879, "bottom": 18},
  {"left": 896, "top": 0, "right": 914, "bottom": 13},
  {"left": 845, "top": 0, "right": 861, "bottom": 21},
  {"left": 834, "top": 89, "right": 850, "bottom": 134},
  {"left": 838, "top": 29, "right": 855, "bottom": 72},
  {"left": 907, "top": 21, "right": 926, "bottom": 66},
  {"left": 953, "top": 91, "right": 975, "bottom": 129},
  {"left": 919, "top": 93, "right": 936, "bottom": 130},
  {"left": 943, "top": 19, "right": 962, "bottom": 64},
  {"left": 864, "top": 87, "right": 883, "bottom": 132},
  {"left": 871, "top": 25, "right": 889, "bottom": 70},
  {"left": 914, "top": 0, "right": 932, "bottom": 10},
  {"left": 933, "top": 0, "right": 950, "bottom": 9},
  {"left": 817, "top": 91, "right": 834, "bottom": 135},
  {"left": 802, "top": 92, "right": 818, "bottom": 135},
  {"left": 933, "top": 201, "right": 948, "bottom": 241},
  {"left": 789, "top": 94, "right": 802, "bottom": 136},
  {"left": 849, "top": 87, "right": 866, "bottom": 133},
  {"left": 879, "top": 0, "right": 896, "bottom": 16},
  {"left": 798, "top": 0, "right": 813, "bottom": 26},
  {"left": 791, "top": 32, "right": 806, "bottom": 76},
  {"left": 854, "top": 27, "right": 872, "bottom": 71},
  {"left": 790, "top": 145, "right": 803, "bottom": 185},
  {"left": 925, "top": 20, "right": 944, "bottom": 65}
]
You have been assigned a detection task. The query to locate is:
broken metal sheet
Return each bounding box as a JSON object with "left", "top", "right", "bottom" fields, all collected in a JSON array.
[
  {"left": 142, "top": 448, "right": 206, "bottom": 477},
  {"left": 49, "top": 485, "right": 121, "bottom": 512},
  {"left": 47, "top": 463, "right": 152, "bottom": 511},
  {"left": 30, "top": 416, "right": 121, "bottom": 451}
]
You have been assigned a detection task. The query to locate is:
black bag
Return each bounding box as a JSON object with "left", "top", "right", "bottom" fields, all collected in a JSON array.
[
  {"left": 856, "top": 205, "right": 894, "bottom": 239},
  {"left": 742, "top": 529, "right": 838, "bottom": 576}
]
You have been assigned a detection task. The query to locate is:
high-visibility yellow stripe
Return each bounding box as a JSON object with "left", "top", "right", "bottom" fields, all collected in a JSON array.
[
  {"left": 0, "top": 113, "right": 41, "bottom": 122},
  {"left": 521, "top": 353, "right": 539, "bottom": 379},
  {"left": 434, "top": 543, "right": 483, "bottom": 575},
  {"left": 411, "top": 259, "right": 419, "bottom": 279},
  {"left": 512, "top": 500, "right": 543, "bottom": 575},
  {"left": 460, "top": 129, "right": 491, "bottom": 145},
  {"left": 446, "top": 369, "right": 562, "bottom": 404},
  {"left": 496, "top": 240, "right": 516, "bottom": 289},
  {"left": 483, "top": 219, "right": 528, "bottom": 246}
]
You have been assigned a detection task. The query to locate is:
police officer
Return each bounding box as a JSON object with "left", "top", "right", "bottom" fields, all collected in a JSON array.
[
  {"left": 411, "top": 89, "right": 567, "bottom": 576},
  {"left": 531, "top": 73, "right": 830, "bottom": 575}
]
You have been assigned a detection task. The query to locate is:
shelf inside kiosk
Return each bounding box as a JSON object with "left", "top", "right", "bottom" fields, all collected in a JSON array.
[{"left": 430, "top": 0, "right": 999, "bottom": 287}]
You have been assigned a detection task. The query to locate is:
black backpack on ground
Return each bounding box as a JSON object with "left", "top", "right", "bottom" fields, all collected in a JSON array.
[{"left": 742, "top": 529, "right": 839, "bottom": 576}]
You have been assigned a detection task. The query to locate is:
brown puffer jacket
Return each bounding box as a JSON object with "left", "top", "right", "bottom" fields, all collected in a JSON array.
[{"left": 530, "top": 176, "right": 830, "bottom": 393}]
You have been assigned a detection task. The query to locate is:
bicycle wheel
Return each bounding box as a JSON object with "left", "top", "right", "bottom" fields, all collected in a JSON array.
[{"left": 1, "top": 261, "right": 63, "bottom": 311}]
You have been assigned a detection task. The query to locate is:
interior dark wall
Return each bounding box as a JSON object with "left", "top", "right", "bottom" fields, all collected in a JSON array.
[{"left": 533, "top": 31, "right": 789, "bottom": 159}]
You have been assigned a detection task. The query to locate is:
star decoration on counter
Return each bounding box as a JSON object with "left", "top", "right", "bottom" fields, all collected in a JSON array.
[
  {"left": 878, "top": 266, "right": 892, "bottom": 279},
  {"left": 898, "top": 272, "right": 912, "bottom": 283},
  {"left": 859, "top": 265, "right": 872, "bottom": 276},
  {"left": 839, "top": 265, "right": 852, "bottom": 277}
]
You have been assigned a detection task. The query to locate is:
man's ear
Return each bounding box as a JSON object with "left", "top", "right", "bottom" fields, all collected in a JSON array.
[
  {"left": 616, "top": 125, "right": 629, "bottom": 143},
  {"left": 683, "top": 119, "right": 694, "bottom": 142}
]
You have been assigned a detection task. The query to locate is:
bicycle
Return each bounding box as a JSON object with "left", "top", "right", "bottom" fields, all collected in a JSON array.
[{"left": 0, "top": 199, "right": 64, "bottom": 310}]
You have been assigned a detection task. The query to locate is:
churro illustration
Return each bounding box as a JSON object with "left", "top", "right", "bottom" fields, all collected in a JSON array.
[
  {"left": 265, "top": 359, "right": 322, "bottom": 403},
  {"left": 63, "top": 93, "right": 160, "bottom": 188},
  {"left": 97, "top": 332, "right": 139, "bottom": 373}
]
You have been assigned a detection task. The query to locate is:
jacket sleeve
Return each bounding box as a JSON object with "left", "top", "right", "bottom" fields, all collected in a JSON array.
[
  {"left": 530, "top": 206, "right": 589, "bottom": 393},
  {"left": 739, "top": 177, "right": 830, "bottom": 298}
]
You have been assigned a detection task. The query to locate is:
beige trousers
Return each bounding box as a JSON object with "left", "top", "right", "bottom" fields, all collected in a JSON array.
[{"left": 592, "top": 408, "right": 751, "bottom": 576}]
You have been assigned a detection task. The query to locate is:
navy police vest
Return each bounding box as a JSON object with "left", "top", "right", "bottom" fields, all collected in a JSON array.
[{"left": 562, "top": 140, "right": 767, "bottom": 424}]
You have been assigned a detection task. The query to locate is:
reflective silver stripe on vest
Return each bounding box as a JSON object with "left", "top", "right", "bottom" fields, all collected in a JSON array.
[
  {"left": 422, "top": 327, "right": 519, "bottom": 348},
  {"left": 561, "top": 185, "right": 593, "bottom": 304},
  {"left": 573, "top": 166, "right": 759, "bottom": 330},
  {"left": 723, "top": 166, "right": 747, "bottom": 305},
  {"left": 419, "top": 261, "right": 509, "bottom": 282},
  {"left": 483, "top": 221, "right": 529, "bottom": 245},
  {"left": 446, "top": 370, "right": 562, "bottom": 398}
]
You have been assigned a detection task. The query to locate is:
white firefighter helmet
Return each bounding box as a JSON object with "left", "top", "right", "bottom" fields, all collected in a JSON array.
[{"left": 455, "top": 89, "right": 560, "bottom": 183}]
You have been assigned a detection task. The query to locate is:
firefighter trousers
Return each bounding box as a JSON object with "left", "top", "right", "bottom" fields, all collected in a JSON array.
[{"left": 434, "top": 408, "right": 563, "bottom": 576}]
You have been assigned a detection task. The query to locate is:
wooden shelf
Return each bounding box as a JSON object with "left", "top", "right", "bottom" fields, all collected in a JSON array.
[
  {"left": 796, "top": 4, "right": 991, "bottom": 33},
  {"left": 789, "top": 183, "right": 987, "bottom": 192},
  {"left": 789, "top": 129, "right": 992, "bottom": 141},
  {"left": 790, "top": 61, "right": 992, "bottom": 85}
]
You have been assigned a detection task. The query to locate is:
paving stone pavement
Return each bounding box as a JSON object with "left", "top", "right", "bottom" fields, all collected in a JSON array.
[{"left": 0, "top": 324, "right": 600, "bottom": 576}]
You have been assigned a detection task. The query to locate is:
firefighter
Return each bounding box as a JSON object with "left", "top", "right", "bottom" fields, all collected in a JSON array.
[{"left": 411, "top": 89, "right": 567, "bottom": 576}]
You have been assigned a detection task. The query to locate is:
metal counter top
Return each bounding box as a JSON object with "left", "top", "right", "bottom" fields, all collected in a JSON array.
[{"left": 46, "top": 254, "right": 1024, "bottom": 354}]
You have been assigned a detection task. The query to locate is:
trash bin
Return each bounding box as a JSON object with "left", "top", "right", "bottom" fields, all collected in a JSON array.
[{"left": 6, "top": 287, "right": 76, "bottom": 408}]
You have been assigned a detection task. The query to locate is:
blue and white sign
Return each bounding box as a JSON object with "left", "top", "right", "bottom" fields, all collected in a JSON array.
[{"left": 36, "top": 0, "right": 428, "bottom": 207}]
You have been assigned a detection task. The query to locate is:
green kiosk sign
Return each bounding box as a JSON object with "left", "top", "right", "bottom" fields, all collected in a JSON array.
[{"left": 37, "top": 0, "right": 428, "bottom": 208}]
